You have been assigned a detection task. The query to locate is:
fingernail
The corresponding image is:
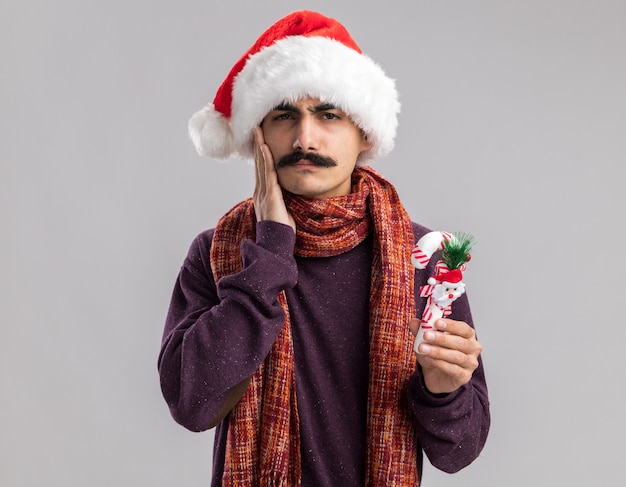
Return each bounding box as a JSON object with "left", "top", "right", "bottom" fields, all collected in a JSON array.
[
  {"left": 419, "top": 344, "right": 431, "bottom": 354},
  {"left": 424, "top": 331, "right": 435, "bottom": 341},
  {"left": 436, "top": 320, "right": 447, "bottom": 330}
]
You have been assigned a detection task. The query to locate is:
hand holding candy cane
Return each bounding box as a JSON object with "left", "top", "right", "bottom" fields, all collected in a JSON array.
[
  {"left": 409, "top": 231, "right": 482, "bottom": 394},
  {"left": 411, "top": 231, "right": 474, "bottom": 355},
  {"left": 408, "top": 316, "right": 482, "bottom": 394}
]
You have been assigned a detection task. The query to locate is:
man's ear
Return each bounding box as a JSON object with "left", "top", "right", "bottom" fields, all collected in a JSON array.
[{"left": 360, "top": 132, "right": 373, "bottom": 152}]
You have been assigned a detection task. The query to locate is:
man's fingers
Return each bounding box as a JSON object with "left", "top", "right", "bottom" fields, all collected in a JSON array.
[
  {"left": 416, "top": 318, "right": 483, "bottom": 393},
  {"left": 253, "top": 128, "right": 266, "bottom": 196},
  {"left": 251, "top": 128, "right": 295, "bottom": 232},
  {"left": 434, "top": 318, "right": 476, "bottom": 339},
  {"left": 253, "top": 127, "right": 279, "bottom": 194},
  {"left": 253, "top": 126, "right": 265, "bottom": 146},
  {"left": 422, "top": 319, "right": 482, "bottom": 357}
]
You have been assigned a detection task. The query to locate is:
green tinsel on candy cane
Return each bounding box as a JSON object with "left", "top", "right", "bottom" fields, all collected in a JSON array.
[{"left": 440, "top": 232, "right": 475, "bottom": 270}]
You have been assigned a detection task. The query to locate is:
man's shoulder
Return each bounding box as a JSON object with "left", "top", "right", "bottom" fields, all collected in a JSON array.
[
  {"left": 193, "top": 227, "right": 216, "bottom": 245},
  {"left": 183, "top": 228, "right": 216, "bottom": 264},
  {"left": 410, "top": 221, "right": 433, "bottom": 242}
]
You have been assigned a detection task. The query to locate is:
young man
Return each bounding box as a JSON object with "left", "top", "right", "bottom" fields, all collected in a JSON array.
[{"left": 159, "top": 10, "right": 490, "bottom": 486}]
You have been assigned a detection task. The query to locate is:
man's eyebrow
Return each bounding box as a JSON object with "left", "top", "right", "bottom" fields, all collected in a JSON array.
[
  {"left": 309, "top": 103, "right": 337, "bottom": 113},
  {"left": 272, "top": 102, "right": 338, "bottom": 113},
  {"left": 273, "top": 103, "right": 299, "bottom": 112}
]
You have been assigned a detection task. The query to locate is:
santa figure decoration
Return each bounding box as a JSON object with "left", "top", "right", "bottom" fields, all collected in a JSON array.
[{"left": 410, "top": 231, "right": 475, "bottom": 354}]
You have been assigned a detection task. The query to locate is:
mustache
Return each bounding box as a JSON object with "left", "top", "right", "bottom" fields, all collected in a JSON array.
[{"left": 275, "top": 151, "right": 337, "bottom": 169}]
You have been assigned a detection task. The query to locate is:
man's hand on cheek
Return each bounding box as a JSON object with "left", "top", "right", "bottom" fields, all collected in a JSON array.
[{"left": 252, "top": 127, "right": 296, "bottom": 233}]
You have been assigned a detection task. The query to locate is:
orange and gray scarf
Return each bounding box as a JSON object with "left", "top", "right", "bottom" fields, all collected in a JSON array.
[{"left": 210, "top": 166, "right": 419, "bottom": 486}]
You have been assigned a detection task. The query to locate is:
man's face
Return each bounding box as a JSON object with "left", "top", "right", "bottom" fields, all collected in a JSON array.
[{"left": 260, "top": 97, "right": 372, "bottom": 199}]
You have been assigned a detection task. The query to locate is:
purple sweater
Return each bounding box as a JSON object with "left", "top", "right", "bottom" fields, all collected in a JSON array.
[{"left": 158, "top": 221, "right": 490, "bottom": 486}]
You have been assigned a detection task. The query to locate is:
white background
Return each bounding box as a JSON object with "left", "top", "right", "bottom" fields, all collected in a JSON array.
[{"left": 2, "top": 0, "right": 625, "bottom": 485}]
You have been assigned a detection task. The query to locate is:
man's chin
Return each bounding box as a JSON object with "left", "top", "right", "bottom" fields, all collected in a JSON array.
[{"left": 280, "top": 179, "right": 336, "bottom": 199}]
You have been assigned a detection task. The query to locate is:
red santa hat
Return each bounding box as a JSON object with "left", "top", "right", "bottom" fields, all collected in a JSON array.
[
  {"left": 428, "top": 269, "right": 464, "bottom": 286},
  {"left": 188, "top": 10, "right": 400, "bottom": 164}
]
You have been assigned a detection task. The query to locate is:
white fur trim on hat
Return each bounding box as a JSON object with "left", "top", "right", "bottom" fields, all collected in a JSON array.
[{"left": 190, "top": 36, "right": 400, "bottom": 163}]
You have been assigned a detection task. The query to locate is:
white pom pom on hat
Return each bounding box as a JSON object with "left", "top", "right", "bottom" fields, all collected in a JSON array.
[
  {"left": 188, "top": 10, "right": 400, "bottom": 164},
  {"left": 188, "top": 104, "right": 235, "bottom": 158}
]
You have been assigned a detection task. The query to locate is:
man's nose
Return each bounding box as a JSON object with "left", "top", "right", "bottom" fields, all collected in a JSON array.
[{"left": 293, "top": 117, "right": 320, "bottom": 152}]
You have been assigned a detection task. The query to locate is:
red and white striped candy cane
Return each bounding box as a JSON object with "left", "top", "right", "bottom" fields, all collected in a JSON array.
[
  {"left": 410, "top": 231, "right": 453, "bottom": 269},
  {"left": 411, "top": 231, "right": 457, "bottom": 354}
]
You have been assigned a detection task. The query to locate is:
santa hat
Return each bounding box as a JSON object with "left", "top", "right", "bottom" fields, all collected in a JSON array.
[
  {"left": 188, "top": 10, "right": 400, "bottom": 164},
  {"left": 428, "top": 269, "right": 464, "bottom": 286}
]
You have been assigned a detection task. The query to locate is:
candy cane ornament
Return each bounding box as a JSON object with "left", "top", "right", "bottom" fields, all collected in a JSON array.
[
  {"left": 410, "top": 231, "right": 453, "bottom": 270},
  {"left": 411, "top": 231, "right": 474, "bottom": 354}
]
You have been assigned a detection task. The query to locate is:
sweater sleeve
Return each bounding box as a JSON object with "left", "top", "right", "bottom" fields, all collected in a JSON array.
[
  {"left": 158, "top": 221, "right": 297, "bottom": 432},
  {"left": 408, "top": 293, "right": 490, "bottom": 473},
  {"left": 407, "top": 223, "right": 490, "bottom": 473}
]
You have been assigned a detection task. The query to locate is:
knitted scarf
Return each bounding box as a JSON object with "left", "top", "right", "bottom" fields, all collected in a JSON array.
[{"left": 210, "top": 166, "right": 419, "bottom": 486}]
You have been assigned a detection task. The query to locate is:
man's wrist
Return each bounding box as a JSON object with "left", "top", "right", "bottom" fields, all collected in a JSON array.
[{"left": 256, "top": 220, "right": 296, "bottom": 255}]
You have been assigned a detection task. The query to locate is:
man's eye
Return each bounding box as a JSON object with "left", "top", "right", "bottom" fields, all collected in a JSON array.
[
  {"left": 321, "top": 113, "right": 339, "bottom": 120},
  {"left": 274, "top": 113, "right": 293, "bottom": 120}
]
